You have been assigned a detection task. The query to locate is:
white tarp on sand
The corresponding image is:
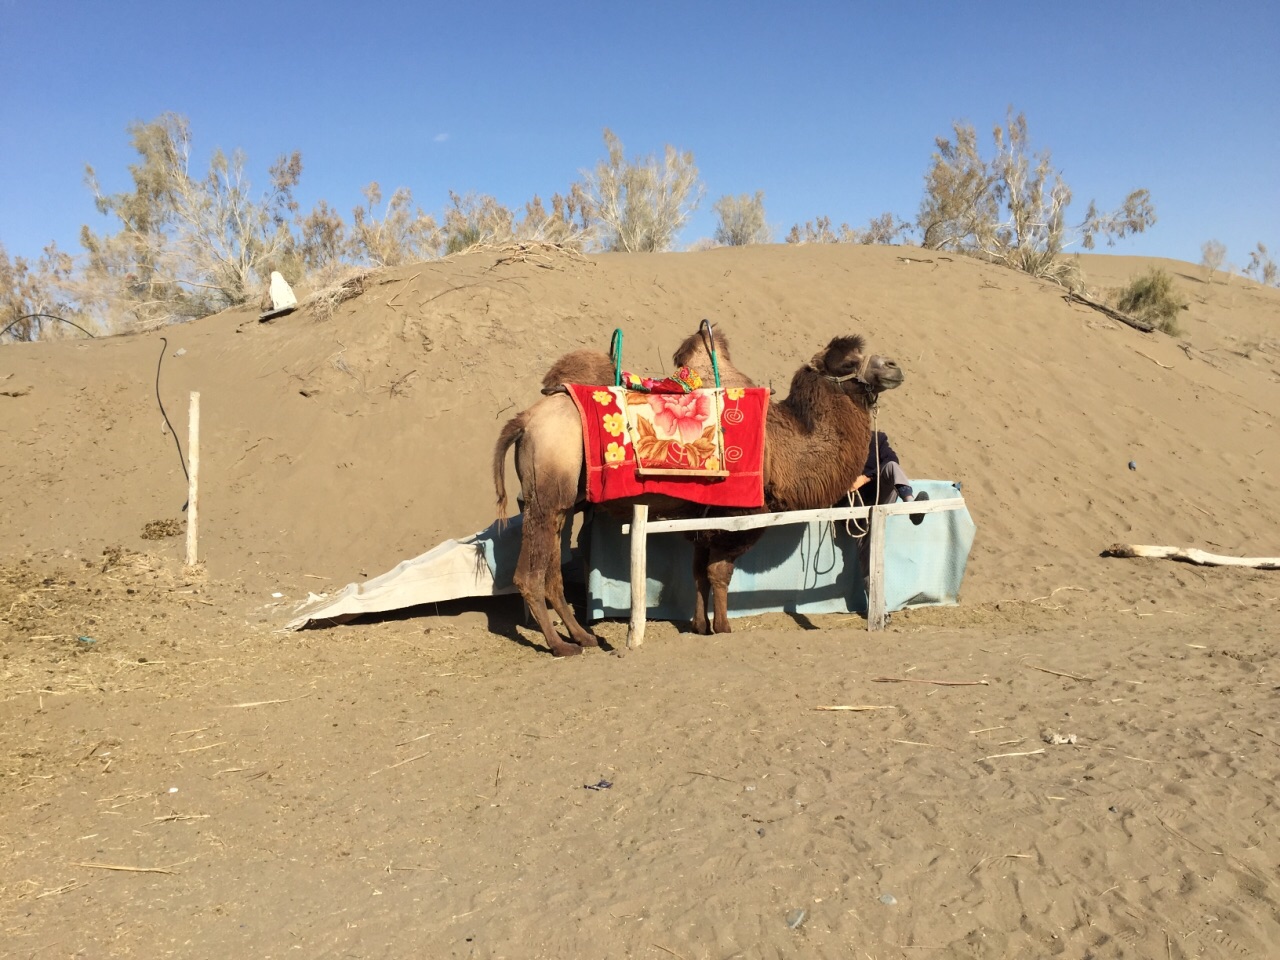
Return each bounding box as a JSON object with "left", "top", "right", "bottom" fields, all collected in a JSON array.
[{"left": 285, "top": 522, "right": 519, "bottom": 629}]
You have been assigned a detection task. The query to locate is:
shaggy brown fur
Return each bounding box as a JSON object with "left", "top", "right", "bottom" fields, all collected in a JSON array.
[
  {"left": 688, "top": 336, "right": 901, "bottom": 634},
  {"left": 540, "top": 349, "right": 615, "bottom": 392}
]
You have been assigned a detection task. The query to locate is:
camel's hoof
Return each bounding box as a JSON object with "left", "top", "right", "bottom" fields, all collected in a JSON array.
[
  {"left": 551, "top": 642, "right": 584, "bottom": 657},
  {"left": 574, "top": 634, "right": 601, "bottom": 648}
]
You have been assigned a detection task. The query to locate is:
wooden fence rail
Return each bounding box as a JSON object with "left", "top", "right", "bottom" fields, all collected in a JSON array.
[{"left": 622, "top": 497, "right": 968, "bottom": 648}]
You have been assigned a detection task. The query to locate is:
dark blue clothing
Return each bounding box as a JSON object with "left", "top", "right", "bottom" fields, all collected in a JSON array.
[
  {"left": 858, "top": 431, "right": 900, "bottom": 502},
  {"left": 863, "top": 431, "right": 900, "bottom": 479}
]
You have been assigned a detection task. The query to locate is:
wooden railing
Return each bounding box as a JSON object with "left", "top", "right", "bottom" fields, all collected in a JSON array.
[{"left": 621, "top": 497, "right": 968, "bottom": 646}]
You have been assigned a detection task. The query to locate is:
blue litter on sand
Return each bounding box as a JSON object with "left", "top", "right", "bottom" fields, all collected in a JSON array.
[{"left": 77, "top": 636, "right": 95, "bottom": 644}]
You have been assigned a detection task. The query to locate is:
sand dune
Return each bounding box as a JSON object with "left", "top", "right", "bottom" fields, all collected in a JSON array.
[{"left": 2, "top": 244, "right": 1278, "bottom": 957}]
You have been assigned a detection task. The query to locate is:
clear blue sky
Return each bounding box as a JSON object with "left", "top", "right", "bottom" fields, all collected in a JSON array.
[{"left": 2, "top": 0, "right": 1277, "bottom": 269}]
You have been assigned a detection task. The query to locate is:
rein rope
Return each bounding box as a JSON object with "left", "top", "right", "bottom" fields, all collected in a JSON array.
[{"left": 842, "top": 404, "right": 878, "bottom": 540}]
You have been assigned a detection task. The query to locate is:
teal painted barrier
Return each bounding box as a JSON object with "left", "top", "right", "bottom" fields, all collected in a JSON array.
[{"left": 584, "top": 480, "right": 975, "bottom": 621}]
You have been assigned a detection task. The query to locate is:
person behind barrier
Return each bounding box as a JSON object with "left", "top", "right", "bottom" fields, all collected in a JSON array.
[{"left": 847, "top": 431, "right": 928, "bottom": 525}]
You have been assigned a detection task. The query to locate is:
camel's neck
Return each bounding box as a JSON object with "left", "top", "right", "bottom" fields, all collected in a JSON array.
[{"left": 763, "top": 382, "right": 872, "bottom": 512}]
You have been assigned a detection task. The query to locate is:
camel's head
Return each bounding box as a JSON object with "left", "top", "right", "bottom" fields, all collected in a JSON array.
[{"left": 809, "top": 335, "right": 904, "bottom": 405}]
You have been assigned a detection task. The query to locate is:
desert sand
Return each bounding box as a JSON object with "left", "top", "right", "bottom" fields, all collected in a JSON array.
[{"left": 2, "top": 243, "right": 1278, "bottom": 958}]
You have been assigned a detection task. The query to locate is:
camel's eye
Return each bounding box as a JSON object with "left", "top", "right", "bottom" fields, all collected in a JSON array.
[{"left": 830, "top": 352, "right": 861, "bottom": 378}]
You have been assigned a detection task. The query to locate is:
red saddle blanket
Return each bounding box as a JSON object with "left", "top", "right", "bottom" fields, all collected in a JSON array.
[{"left": 566, "top": 384, "right": 769, "bottom": 507}]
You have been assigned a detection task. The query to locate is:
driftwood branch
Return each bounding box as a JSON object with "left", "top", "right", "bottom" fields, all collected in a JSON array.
[
  {"left": 1063, "top": 292, "right": 1155, "bottom": 333},
  {"left": 1106, "top": 544, "right": 1279, "bottom": 570}
]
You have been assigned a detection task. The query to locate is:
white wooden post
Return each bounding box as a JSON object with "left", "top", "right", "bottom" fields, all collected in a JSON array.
[
  {"left": 185, "top": 392, "right": 200, "bottom": 567},
  {"left": 866, "top": 505, "right": 887, "bottom": 631},
  {"left": 627, "top": 503, "right": 649, "bottom": 648}
]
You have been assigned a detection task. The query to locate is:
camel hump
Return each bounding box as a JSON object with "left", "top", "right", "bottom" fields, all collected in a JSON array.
[
  {"left": 672, "top": 326, "right": 756, "bottom": 388},
  {"left": 541, "top": 349, "right": 614, "bottom": 390}
]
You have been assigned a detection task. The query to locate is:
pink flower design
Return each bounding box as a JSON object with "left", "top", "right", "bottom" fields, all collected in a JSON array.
[{"left": 647, "top": 392, "right": 712, "bottom": 444}]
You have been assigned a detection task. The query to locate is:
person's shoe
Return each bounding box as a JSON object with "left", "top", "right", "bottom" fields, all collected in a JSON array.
[{"left": 909, "top": 490, "right": 930, "bottom": 525}]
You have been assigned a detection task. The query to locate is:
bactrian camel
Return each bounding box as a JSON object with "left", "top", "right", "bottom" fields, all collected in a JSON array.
[{"left": 493, "top": 328, "right": 903, "bottom": 656}]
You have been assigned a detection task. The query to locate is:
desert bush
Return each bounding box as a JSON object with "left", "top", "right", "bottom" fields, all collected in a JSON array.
[
  {"left": 584, "top": 129, "right": 703, "bottom": 252},
  {"left": 0, "top": 243, "right": 89, "bottom": 341},
  {"left": 301, "top": 265, "right": 376, "bottom": 322},
  {"left": 917, "top": 110, "right": 1156, "bottom": 289},
  {"left": 516, "top": 189, "right": 593, "bottom": 247},
  {"left": 1113, "top": 268, "right": 1187, "bottom": 335},
  {"left": 349, "top": 182, "right": 440, "bottom": 267},
  {"left": 785, "top": 216, "right": 853, "bottom": 244},
  {"left": 1200, "top": 239, "right": 1226, "bottom": 283},
  {"left": 1244, "top": 242, "right": 1278, "bottom": 286},
  {"left": 713, "top": 192, "right": 771, "bottom": 246},
  {"left": 77, "top": 113, "right": 303, "bottom": 330},
  {"left": 785, "top": 212, "right": 908, "bottom": 245},
  {"left": 853, "top": 212, "right": 911, "bottom": 245},
  {"left": 441, "top": 191, "right": 516, "bottom": 254},
  {"left": 295, "top": 200, "right": 348, "bottom": 274}
]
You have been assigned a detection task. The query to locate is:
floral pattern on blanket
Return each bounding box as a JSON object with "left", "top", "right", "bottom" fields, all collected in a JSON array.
[
  {"left": 627, "top": 391, "right": 722, "bottom": 471},
  {"left": 567, "top": 383, "right": 768, "bottom": 507}
]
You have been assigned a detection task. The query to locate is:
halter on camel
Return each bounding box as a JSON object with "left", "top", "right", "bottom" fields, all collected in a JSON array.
[
  {"left": 817, "top": 349, "right": 882, "bottom": 407},
  {"left": 811, "top": 342, "right": 882, "bottom": 538}
]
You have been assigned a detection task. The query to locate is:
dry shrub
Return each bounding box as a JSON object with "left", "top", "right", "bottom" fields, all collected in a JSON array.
[
  {"left": 517, "top": 189, "right": 593, "bottom": 249},
  {"left": 917, "top": 110, "right": 1155, "bottom": 290},
  {"left": 442, "top": 191, "right": 516, "bottom": 254},
  {"left": 78, "top": 113, "right": 302, "bottom": 331},
  {"left": 713, "top": 192, "right": 771, "bottom": 246},
  {"left": 1200, "top": 239, "right": 1226, "bottom": 283},
  {"left": 785, "top": 212, "right": 908, "bottom": 245},
  {"left": 349, "top": 183, "right": 439, "bottom": 267},
  {"left": 1112, "top": 268, "right": 1187, "bottom": 335},
  {"left": 302, "top": 265, "right": 377, "bottom": 322},
  {"left": 585, "top": 128, "right": 703, "bottom": 252},
  {"left": 1245, "top": 243, "right": 1278, "bottom": 286}
]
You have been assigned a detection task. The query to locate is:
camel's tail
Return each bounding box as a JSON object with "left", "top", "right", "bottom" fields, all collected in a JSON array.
[{"left": 493, "top": 412, "right": 525, "bottom": 525}]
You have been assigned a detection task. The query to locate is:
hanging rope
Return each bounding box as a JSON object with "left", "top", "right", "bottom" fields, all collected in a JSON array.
[{"left": 843, "top": 406, "right": 879, "bottom": 540}]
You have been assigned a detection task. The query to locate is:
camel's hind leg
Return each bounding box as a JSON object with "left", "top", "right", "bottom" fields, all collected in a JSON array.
[
  {"left": 691, "top": 540, "right": 712, "bottom": 635},
  {"left": 543, "top": 514, "right": 598, "bottom": 648},
  {"left": 504, "top": 391, "right": 590, "bottom": 657},
  {"left": 706, "top": 552, "right": 737, "bottom": 634},
  {"left": 703, "top": 530, "right": 764, "bottom": 634},
  {"left": 514, "top": 511, "right": 582, "bottom": 657}
]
